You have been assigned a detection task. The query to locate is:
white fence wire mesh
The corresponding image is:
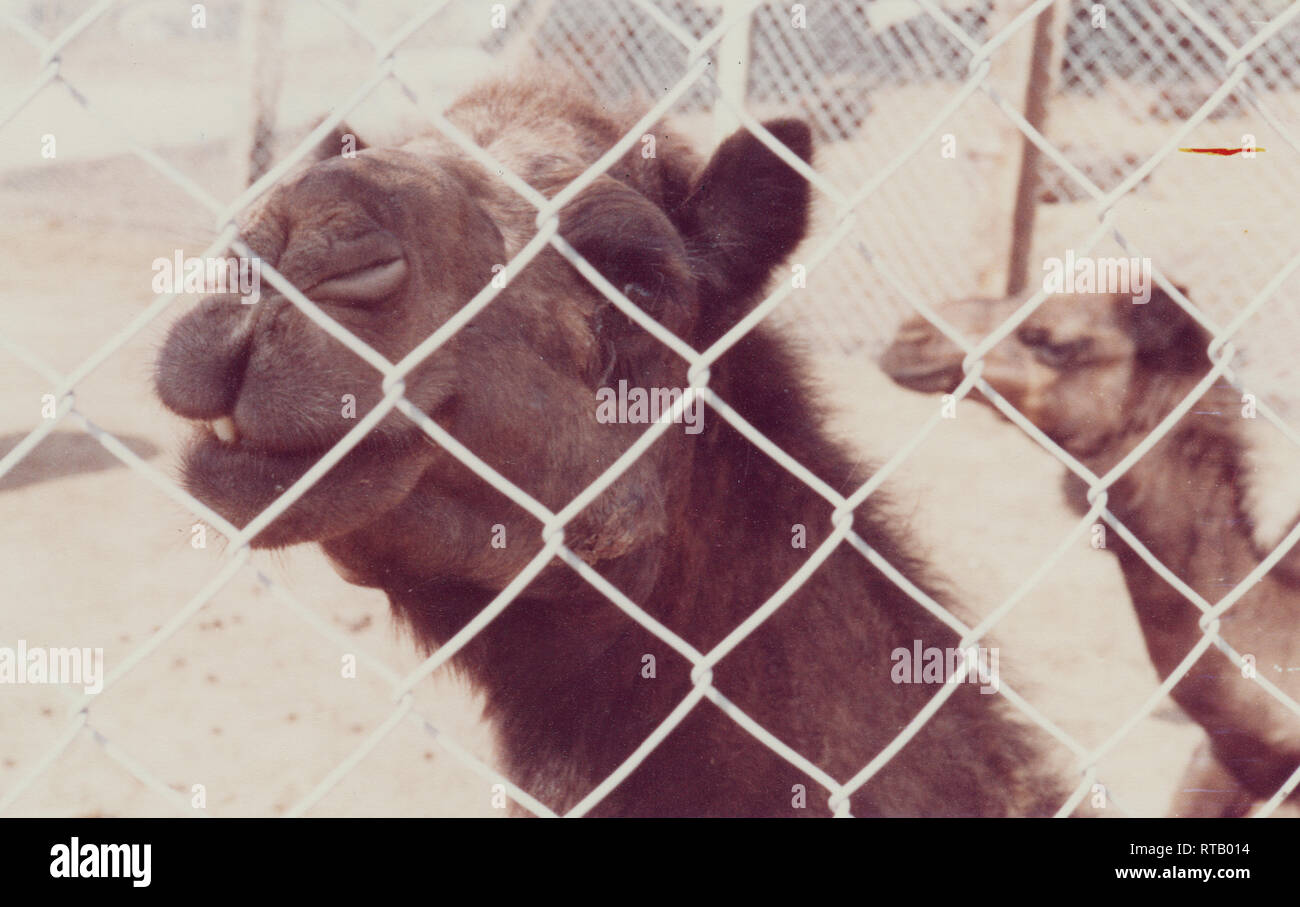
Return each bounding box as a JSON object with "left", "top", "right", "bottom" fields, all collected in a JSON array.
[{"left": 2, "top": 0, "right": 1299, "bottom": 817}]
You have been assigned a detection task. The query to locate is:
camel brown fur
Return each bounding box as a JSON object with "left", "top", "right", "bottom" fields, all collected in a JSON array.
[
  {"left": 154, "top": 75, "right": 1066, "bottom": 817},
  {"left": 883, "top": 288, "right": 1300, "bottom": 816}
]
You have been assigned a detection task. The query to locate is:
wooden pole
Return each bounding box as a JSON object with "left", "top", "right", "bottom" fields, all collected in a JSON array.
[
  {"left": 977, "top": 0, "right": 1046, "bottom": 296},
  {"left": 1004, "top": 1, "right": 1067, "bottom": 295}
]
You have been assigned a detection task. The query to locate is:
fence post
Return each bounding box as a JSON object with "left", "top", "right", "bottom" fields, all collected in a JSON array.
[
  {"left": 1005, "top": 1, "right": 1067, "bottom": 295},
  {"left": 976, "top": 0, "right": 1045, "bottom": 296}
]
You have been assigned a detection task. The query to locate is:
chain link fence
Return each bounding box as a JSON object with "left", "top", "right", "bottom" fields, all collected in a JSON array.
[{"left": 2, "top": 0, "right": 1299, "bottom": 816}]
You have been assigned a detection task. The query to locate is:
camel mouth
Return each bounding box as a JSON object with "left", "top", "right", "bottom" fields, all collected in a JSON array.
[
  {"left": 186, "top": 417, "right": 338, "bottom": 461},
  {"left": 179, "top": 425, "right": 427, "bottom": 547},
  {"left": 182, "top": 428, "right": 336, "bottom": 511},
  {"left": 885, "top": 363, "right": 964, "bottom": 393},
  {"left": 184, "top": 418, "right": 419, "bottom": 476}
]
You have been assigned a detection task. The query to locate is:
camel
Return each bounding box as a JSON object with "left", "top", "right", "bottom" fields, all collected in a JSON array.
[
  {"left": 154, "top": 75, "right": 1066, "bottom": 816},
  {"left": 882, "top": 287, "right": 1300, "bottom": 816}
]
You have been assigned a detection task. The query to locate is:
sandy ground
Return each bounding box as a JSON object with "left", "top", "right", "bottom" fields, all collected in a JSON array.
[{"left": 3, "top": 9, "right": 1299, "bottom": 818}]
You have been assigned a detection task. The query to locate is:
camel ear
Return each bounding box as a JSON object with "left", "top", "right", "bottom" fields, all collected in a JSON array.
[
  {"left": 675, "top": 120, "right": 813, "bottom": 303},
  {"left": 1126, "top": 284, "right": 1208, "bottom": 374}
]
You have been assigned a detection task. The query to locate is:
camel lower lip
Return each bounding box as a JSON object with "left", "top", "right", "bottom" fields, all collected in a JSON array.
[
  {"left": 184, "top": 434, "right": 324, "bottom": 502},
  {"left": 194, "top": 428, "right": 329, "bottom": 461},
  {"left": 890, "top": 367, "right": 961, "bottom": 391},
  {"left": 179, "top": 435, "right": 352, "bottom": 547},
  {"left": 178, "top": 428, "right": 434, "bottom": 550},
  {"left": 180, "top": 428, "right": 427, "bottom": 536}
]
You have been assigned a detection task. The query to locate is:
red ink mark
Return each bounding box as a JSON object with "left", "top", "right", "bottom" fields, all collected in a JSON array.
[{"left": 1178, "top": 147, "right": 1265, "bottom": 156}]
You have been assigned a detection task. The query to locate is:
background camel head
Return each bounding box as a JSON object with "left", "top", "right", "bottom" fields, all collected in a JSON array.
[
  {"left": 155, "top": 82, "right": 813, "bottom": 593},
  {"left": 881, "top": 286, "right": 1210, "bottom": 459}
]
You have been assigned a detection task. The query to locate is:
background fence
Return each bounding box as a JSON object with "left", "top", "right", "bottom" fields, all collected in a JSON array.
[{"left": 2, "top": 0, "right": 1299, "bottom": 817}]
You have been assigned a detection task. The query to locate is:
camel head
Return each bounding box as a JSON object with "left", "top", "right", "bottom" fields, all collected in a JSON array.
[
  {"left": 154, "top": 81, "right": 812, "bottom": 595},
  {"left": 881, "top": 286, "right": 1210, "bottom": 459}
]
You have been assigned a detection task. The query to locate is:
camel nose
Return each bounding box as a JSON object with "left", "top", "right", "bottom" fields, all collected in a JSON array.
[
  {"left": 155, "top": 296, "right": 254, "bottom": 420},
  {"left": 892, "top": 321, "right": 935, "bottom": 346}
]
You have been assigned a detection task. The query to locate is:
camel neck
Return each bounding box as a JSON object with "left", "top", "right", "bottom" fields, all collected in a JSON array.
[
  {"left": 1097, "top": 383, "right": 1257, "bottom": 672},
  {"left": 1108, "top": 386, "right": 1252, "bottom": 566}
]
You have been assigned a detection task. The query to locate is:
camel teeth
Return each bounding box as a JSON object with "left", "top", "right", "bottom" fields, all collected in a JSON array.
[{"left": 212, "top": 416, "right": 239, "bottom": 444}]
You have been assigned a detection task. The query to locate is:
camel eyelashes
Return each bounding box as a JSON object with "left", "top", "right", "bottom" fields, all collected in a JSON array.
[
  {"left": 587, "top": 281, "right": 666, "bottom": 351},
  {"left": 620, "top": 280, "right": 668, "bottom": 315},
  {"left": 1038, "top": 339, "right": 1091, "bottom": 368},
  {"left": 1016, "top": 327, "right": 1090, "bottom": 367}
]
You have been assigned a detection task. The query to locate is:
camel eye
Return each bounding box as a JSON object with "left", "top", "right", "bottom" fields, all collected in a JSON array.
[
  {"left": 309, "top": 257, "right": 409, "bottom": 304},
  {"left": 622, "top": 282, "right": 658, "bottom": 307},
  {"left": 1038, "top": 338, "right": 1090, "bottom": 368},
  {"left": 1017, "top": 326, "right": 1090, "bottom": 367}
]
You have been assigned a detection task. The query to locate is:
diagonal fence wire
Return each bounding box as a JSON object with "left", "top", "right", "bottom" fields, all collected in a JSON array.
[{"left": 1, "top": 0, "right": 1299, "bottom": 819}]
